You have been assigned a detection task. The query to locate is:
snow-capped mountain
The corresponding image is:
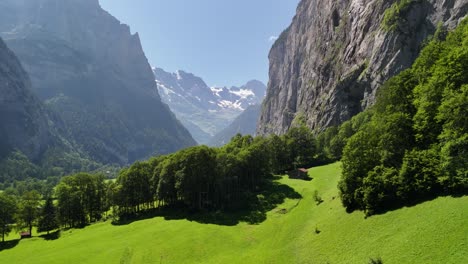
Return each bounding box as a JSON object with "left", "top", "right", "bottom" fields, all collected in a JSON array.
[
  {"left": 210, "top": 80, "right": 267, "bottom": 111},
  {"left": 153, "top": 67, "right": 266, "bottom": 144}
]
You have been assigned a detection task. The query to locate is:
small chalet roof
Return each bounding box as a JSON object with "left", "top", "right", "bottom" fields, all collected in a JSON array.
[{"left": 298, "top": 168, "right": 308, "bottom": 173}]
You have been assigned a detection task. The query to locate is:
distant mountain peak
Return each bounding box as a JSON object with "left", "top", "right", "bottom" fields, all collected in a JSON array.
[{"left": 153, "top": 67, "right": 266, "bottom": 144}]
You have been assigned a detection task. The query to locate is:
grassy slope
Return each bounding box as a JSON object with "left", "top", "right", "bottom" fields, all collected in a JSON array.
[{"left": 1, "top": 163, "right": 466, "bottom": 263}]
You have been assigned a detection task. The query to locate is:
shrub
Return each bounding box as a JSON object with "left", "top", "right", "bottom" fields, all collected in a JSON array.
[
  {"left": 313, "top": 190, "right": 323, "bottom": 205},
  {"left": 381, "top": 0, "right": 418, "bottom": 32},
  {"left": 369, "top": 257, "right": 384, "bottom": 264}
]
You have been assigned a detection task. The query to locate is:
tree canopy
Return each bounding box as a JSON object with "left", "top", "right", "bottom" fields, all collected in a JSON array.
[{"left": 338, "top": 20, "right": 468, "bottom": 215}]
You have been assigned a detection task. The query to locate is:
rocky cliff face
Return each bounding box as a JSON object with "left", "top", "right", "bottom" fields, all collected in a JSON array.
[
  {"left": 257, "top": 0, "right": 468, "bottom": 135},
  {"left": 154, "top": 67, "right": 266, "bottom": 144},
  {"left": 0, "top": 0, "right": 196, "bottom": 164},
  {"left": 0, "top": 37, "right": 52, "bottom": 161}
]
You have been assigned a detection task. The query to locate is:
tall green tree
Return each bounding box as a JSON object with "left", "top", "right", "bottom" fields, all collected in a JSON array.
[
  {"left": 284, "top": 125, "right": 317, "bottom": 169},
  {"left": 37, "top": 197, "right": 59, "bottom": 235},
  {"left": 17, "top": 191, "right": 41, "bottom": 235},
  {"left": 0, "top": 193, "right": 17, "bottom": 242},
  {"left": 56, "top": 173, "right": 106, "bottom": 227}
]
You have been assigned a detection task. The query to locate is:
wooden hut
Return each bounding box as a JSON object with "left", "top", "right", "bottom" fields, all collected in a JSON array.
[
  {"left": 20, "top": 231, "right": 31, "bottom": 239},
  {"left": 288, "top": 168, "right": 309, "bottom": 180}
]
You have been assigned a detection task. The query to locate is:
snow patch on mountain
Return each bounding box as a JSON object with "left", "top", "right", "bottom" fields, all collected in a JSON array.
[
  {"left": 218, "top": 100, "right": 243, "bottom": 111},
  {"left": 153, "top": 67, "right": 266, "bottom": 144},
  {"left": 230, "top": 89, "right": 255, "bottom": 100}
]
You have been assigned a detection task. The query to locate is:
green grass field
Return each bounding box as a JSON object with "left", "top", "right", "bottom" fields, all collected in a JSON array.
[{"left": 1, "top": 163, "right": 467, "bottom": 263}]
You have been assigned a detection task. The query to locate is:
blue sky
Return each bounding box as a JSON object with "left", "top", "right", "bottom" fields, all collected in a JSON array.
[{"left": 98, "top": 0, "right": 300, "bottom": 86}]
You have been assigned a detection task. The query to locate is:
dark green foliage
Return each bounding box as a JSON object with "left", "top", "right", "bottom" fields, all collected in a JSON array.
[
  {"left": 17, "top": 191, "right": 41, "bottom": 235},
  {"left": 0, "top": 148, "right": 109, "bottom": 187},
  {"left": 316, "top": 111, "right": 373, "bottom": 164},
  {"left": 381, "top": 0, "right": 419, "bottom": 32},
  {"left": 267, "top": 134, "right": 290, "bottom": 173},
  {"left": 0, "top": 151, "right": 43, "bottom": 183},
  {"left": 2, "top": 120, "right": 318, "bottom": 228},
  {"left": 339, "top": 126, "right": 381, "bottom": 211},
  {"left": 0, "top": 193, "right": 16, "bottom": 242},
  {"left": 398, "top": 149, "right": 441, "bottom": 199},
  {"left": 175, "top": 146, "right": 217, "bottom": 210},
  {"left": 369, "top": 257, "right": 384, "bottom": 264},
  {"left": 114, "top": 161, "right": 154, "bottom": 214},
  {"left": 438, "top": 83, "right": 468, "bottom": 192},
  {"left": 339, "top": 19, "right": 468, "bottom": 214},
  {"left": 313, "top": 190, "right": 323, "bottom": 205},
  {"left": 37, "top": 197, "right": 59, "bottom": 234},
  {"left": 285, "top": 125, "right": 317, "bottom": 169},
  {"left": 374, "top": 69, "right": 416, "bottom": 115},
  {"left": 56, "top": 173, "right": 107, "bottom": 228},
  {"left": 316, "top": 126, "right": 339, "bottom": 162},
  {"left": 113, "top": 130, "right": 317, "bottom": 219},
  {"left": 361, "top": 166, "right": 399, "bottom": 215},
  {"left": 1, "top": 177, "right": 59, "bottom": 198},
  {"left": 267, "top": 125, "right": 318, "bottom": 173}
]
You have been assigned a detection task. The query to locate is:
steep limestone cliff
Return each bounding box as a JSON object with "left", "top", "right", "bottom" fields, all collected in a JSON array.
[
  {"left": 0, "top": 37, "right": 51, "bottom": 161},
  {"left": 0, "top": 0, "right": 196, "bottom": 164},
  {"left": 258, "top": 0, "right": 468, "bottom": 135}
]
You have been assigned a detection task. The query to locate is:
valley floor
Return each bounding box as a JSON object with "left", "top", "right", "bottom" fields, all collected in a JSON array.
[{"left": 1, "top": 163, "right": 466, "bottom": 264}]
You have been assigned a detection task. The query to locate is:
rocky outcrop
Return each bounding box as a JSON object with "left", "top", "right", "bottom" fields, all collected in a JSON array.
[
  {"left": 257, "top": 0, "right": 468, "bottom": 135},
  {"left": 0, "top": 37, "right": 52, "bottom": 161},
  {"left": 0, "top": 0, "right": 196, "bottom": 164}
]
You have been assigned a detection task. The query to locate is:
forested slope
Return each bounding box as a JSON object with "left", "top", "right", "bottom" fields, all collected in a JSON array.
[{"left": 318, "top": 19, "right": 468, "bottom": 215}]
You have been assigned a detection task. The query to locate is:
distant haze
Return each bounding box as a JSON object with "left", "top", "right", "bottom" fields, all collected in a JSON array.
[{"left": 98, "top": 0, "right": 299, "bottom": 86}]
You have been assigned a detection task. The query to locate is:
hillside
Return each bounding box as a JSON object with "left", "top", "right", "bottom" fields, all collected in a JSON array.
[
  {"left": 1, "top": 163, "right": 466, "bottom": 263},
  {"left": 0, "top": 37, "right": 99, "bottom": 182},
  {"left": 0, "top": 37, "right": 52, "bottom": 162},
  {"left": 258, "top": 0, "right": 468, "bottom": 135},
  {"left": 208, "top": 104, "right": 261, "bottom": 147},
  {"left": 0, "top": 0, "right": 195, "bottom": 165}
]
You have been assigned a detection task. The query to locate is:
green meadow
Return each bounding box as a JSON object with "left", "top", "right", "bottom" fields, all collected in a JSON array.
[{"left": 1, "top": 163, "right": 466, "bottom": 264}]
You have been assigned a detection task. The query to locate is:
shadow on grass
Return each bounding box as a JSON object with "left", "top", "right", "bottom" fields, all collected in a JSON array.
[
  {"left": 39, "top": 230, "right": 61, "bottom": 241},
  {"left": 295, "top": 175, "right": 313, "bottom": 181},
  {"left": 0, "top": 239, "right": 20, "bottom": 252},
  {"left": 112, "top": 180, "right": 302, "bottom": 226},
  {"left": 360, "top": 192, "right": 467, "bottom": 218}
]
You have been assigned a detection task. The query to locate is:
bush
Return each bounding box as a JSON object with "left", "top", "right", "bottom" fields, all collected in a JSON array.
[
  {"left": 398, "top": 149, "right": 441, "bottom": 200},
  {"left": 361, "top": 166, "right": 399, "bottom": 216},
  {"left": 369, "top": 257, "right": 384, "bottom": 264},
  {"left": 381, "top": 0, "right": 417, "bottom": 32},
  {"left": 313, "top": 190, "right": 323, "bottom": 205}
]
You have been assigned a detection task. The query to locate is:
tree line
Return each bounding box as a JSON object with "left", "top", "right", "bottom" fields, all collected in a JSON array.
[
  {"left": 0, "top": 126, "right": 318, "bottom": 240},
  {"left": 112, "top": 128, "right": 317, "bottom": 216}
]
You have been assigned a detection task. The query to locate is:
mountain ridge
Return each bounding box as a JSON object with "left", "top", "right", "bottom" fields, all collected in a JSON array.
[
  {"left": 154, "top": 67, "right": 266, "bottom": 144},
  {"left": 0, "top": 0, "right": 196, "bottom": 165}
]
